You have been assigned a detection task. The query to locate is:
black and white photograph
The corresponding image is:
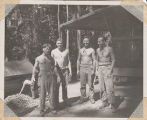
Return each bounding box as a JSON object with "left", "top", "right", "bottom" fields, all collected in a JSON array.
[{"left": 4, "top": 4, "right": 143, "bottom": 118}]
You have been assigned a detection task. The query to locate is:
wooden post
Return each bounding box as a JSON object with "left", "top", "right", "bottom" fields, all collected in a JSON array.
[
  {"left": 77, "top": 30, "right": 81, "bottom": 50},
  {"left": 57, "top": 5, "right": 61, "bottom": 39},
  {"left": 66, "top": 5, "right": 69, "bottom": 49}
]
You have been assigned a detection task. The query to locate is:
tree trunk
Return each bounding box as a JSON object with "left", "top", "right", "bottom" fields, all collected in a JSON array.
[
  {"left": 77, "top": 6, "right": 81, "bottom": 50},
  {"left": 32, "top": 5, "right": 38, "bottom": 45},
  {"left": 57, "top": 5, "right": 61, "bottom": 39}
]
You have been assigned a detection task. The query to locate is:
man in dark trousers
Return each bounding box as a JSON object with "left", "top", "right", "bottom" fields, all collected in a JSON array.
[
  {"left": 31, "top": 43, "right": 57, "bottom": 116},
  {"left": 51, "top": 39, "right": 72, "bottom": 108}
]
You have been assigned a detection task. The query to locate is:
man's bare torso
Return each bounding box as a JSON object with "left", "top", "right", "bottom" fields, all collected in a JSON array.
[
  {"left": 97, "top": 46, "right": 112, "bottom": 65},
  {"left": 80, "top": 48, "right": 94, "bottom": 65}
]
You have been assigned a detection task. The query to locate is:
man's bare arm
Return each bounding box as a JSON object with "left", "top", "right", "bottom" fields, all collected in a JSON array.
[
  {"left": 92, "top": 49, "right": 96, "bottom": 74},
  {"left": 77, "top": 50, "right": 81, "bottom": 73},
  {"left": 110, "top": 47, "right": 115, "bottom": 72},
  {"left": 51, "top": 50, "right": 57, "bottom": 66},
  {"left": 96, "top": 49, "right": 99, "bottom": 71},
  {"left": 31, "top": 58, "right": 39, "bottom": 81},
  {"left": 68, "top": 53, "right": 72, "bottom": 75}
]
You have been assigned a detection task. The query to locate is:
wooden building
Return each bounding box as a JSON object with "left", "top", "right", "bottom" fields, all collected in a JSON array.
[{"left": 60, "top": 5, "right": 143, "bottom": 82}]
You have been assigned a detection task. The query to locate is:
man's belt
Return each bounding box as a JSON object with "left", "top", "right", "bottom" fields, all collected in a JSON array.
[
  {"left": 60, "top": 67, "right": 69, "bottom": 70},
  {"left": 98, "top": 63, "right": 111, "bottom": 66}
]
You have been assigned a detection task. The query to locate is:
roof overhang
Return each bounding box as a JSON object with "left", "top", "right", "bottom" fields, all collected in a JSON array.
[{"left": 60, "top": 5, "right": 143, "bottom": 31}]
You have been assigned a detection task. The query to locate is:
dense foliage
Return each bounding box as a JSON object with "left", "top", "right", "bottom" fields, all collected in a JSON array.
[{"left": 5, "top": 5, "right": 94, "bottom": 64}]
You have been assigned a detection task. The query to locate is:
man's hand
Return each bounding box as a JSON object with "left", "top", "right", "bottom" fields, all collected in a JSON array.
[
  {"left": 110, "top": 68, "right": 113, "bottom": 74},
  {"left": 31, "top": 76, "right": 36, "bottom": 83},
  {"left": 77, "top": 70, "right": 80, "bottom": 79},
  {"left": 69, "top": 72, "right": 72, "bottom": 78},
  {"left": 92, "top": 70, "right": 95, "bottom": 76},
  {"left": 108, "top": 69, "right": 113, "bottom": 77},
  {"left": 69, "top": 69, "right": 72, "bottom": 75},
  {"left": 54, "top": 66, "right": 58, "bottom": 76},
  {"left": 68, "top": 72, "right": 72, "bottom": 82},
  {"left": 57, "top": 76, "right": 61, "bottom": 84}
]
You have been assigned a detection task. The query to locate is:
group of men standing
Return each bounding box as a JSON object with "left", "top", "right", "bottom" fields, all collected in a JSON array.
[
  {"left": 31, "top": 34, "right": 119, "bottom": 116},
  {"left": 77, "top": 36, "right": 117, "bottom": 109}
]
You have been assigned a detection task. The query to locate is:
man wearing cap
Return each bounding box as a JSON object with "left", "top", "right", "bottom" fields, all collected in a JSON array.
[{"left": 51, "top": 39, "right": 72, "bottom": 107}]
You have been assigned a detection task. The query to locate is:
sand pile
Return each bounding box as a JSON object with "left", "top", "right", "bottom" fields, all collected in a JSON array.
[{"left": 5, "top": 94, "right": 39, "bottom": 116}]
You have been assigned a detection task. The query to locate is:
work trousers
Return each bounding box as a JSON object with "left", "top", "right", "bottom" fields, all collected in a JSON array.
[
  {"left": 79, "top": 66, "right": 94, "bottom": 99},
  {"left": 54, "top": 68, "right": 69, "bottom": 106},
  {"left": 97, "top": 65, "right": 115, "bottom": 104},
  {"left": 38, "top": 71, "right": 56, "bottom": 111}
]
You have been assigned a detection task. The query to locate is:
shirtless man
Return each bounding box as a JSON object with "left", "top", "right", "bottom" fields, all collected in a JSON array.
[
  {"left": 31, "top": 43, "right": 57, "bottom": 116},
  {"left": 96, "top": 36, "right": 117, "bottom": 110},
  {"left": 51, "top": 39, "right": 72, "bottom": 107},
  {"left": 77, "top": 37, "right": 96, "bottom": 104}
]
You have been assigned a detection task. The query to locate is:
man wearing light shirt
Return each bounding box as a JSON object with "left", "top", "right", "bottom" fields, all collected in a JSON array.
[{"left": 51, "top": 39, "right": 72, "bottom": 107}]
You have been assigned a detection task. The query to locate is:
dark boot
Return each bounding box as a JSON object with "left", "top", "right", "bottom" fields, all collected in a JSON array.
[
  {"left": 40, "top": 110, "right": 45, "bottom": 117},
  {"left": 80, "top": 87, "right": 86, "bottom": 98},
  {"left": 78, "top": 96, "right": 88, "bottom": 104}
]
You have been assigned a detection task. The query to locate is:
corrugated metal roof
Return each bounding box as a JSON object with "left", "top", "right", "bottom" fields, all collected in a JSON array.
[{"left": 5, "top": 59, "right": 33, "bottom": 77}]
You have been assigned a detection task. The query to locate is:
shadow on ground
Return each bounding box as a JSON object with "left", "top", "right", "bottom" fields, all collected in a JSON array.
[{"left": 12, "top": 80, "right": 143, "bottom": 118}]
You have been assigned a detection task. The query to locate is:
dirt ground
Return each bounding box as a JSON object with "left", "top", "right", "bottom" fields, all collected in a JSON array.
[{"left": 23, "top": 80, "right": 143, "bottom": 118}]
